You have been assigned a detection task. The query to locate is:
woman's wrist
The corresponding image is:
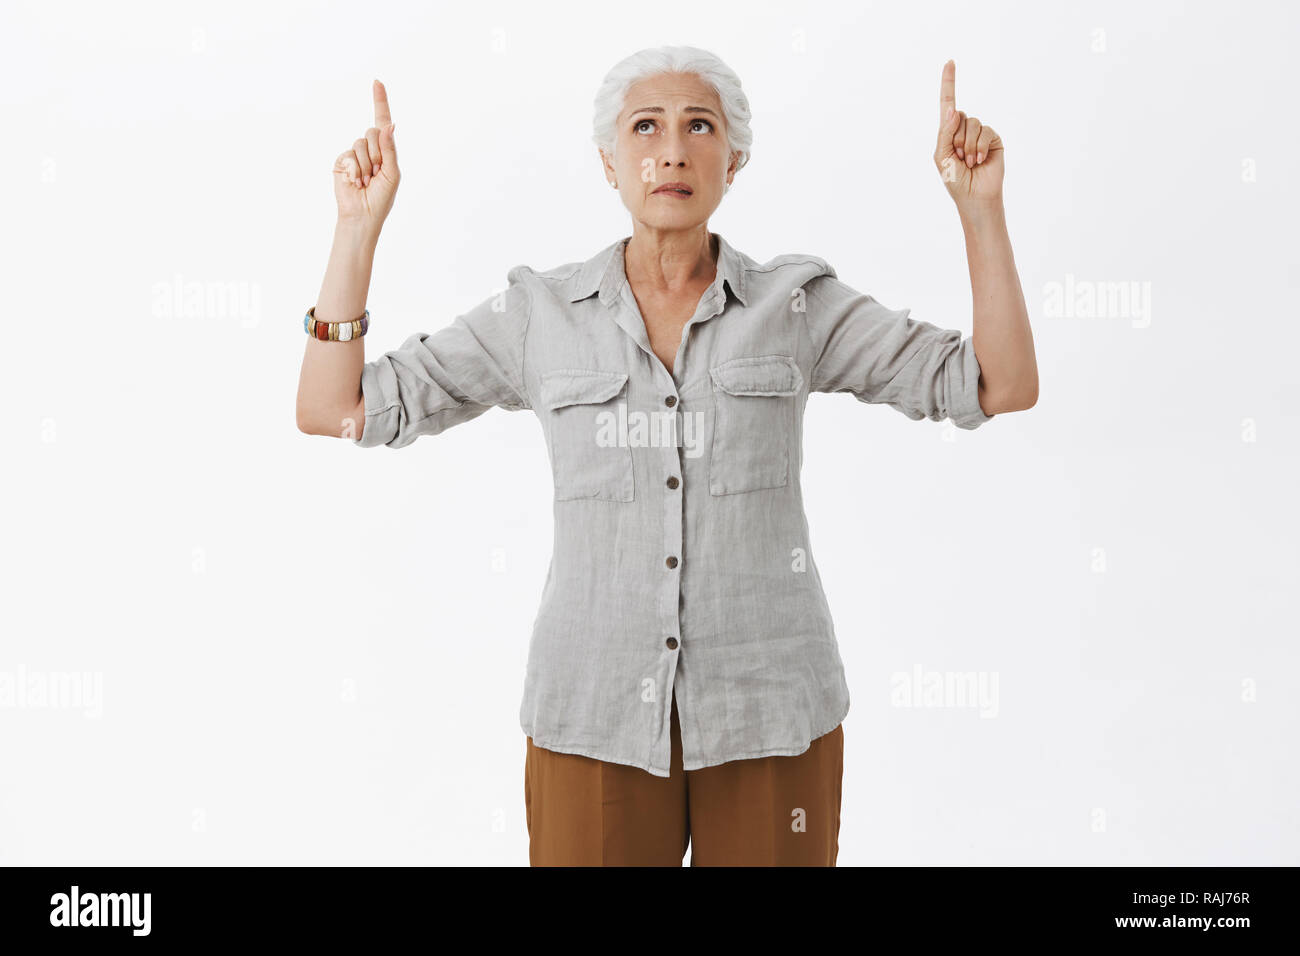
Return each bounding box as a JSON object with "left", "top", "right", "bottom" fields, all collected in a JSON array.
[
  {"left": 957, "top": 198, "right": 1006, "bottom": 235},
  {"left": 334, "top": 217, "right": 383, "bottom": 249}
]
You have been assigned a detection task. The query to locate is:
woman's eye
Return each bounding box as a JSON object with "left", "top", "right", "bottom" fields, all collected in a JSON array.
[{"left": 632, "top": 119, "right": 715, "bottom": 134}]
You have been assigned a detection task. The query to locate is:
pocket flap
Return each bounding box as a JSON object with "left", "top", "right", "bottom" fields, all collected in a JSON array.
[
  {"left": 540, "top": 369, "right": 629, "bottom": 410},
  {"left": 709, "top": 355, "right": 803, "bottom": 396}
]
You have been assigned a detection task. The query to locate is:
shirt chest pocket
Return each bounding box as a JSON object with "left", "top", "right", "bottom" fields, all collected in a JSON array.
[
  {"left": 540, "top": 369, "right": 635, "bottom": 502},
  {"left": 708, "top": 355, "right": 803, "bottom": 496}
]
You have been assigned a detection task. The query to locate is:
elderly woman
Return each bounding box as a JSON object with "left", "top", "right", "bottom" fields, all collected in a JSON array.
[{"left": 297, "top": 46, "right": 1037, "bottom": 866}]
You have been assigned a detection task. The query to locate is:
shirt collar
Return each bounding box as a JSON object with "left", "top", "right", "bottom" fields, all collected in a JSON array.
[{"left": 567, "top": 231, "right": 749, "bottom": 308}]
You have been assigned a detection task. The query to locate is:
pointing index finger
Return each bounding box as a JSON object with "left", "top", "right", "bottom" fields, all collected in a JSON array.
[
  {"left": 939, "top": 59, "right": 955, "bottom": 124},
  {"left": 374, "top": 78, "right": 392, "bottom": 130}
]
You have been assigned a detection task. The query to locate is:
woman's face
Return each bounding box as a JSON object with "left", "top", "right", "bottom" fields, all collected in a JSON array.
[{"left": 602, "top": 72, "right": 736, "bottom": 232}]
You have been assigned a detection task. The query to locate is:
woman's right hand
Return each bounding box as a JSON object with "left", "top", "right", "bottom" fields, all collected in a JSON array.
[{"left": 333, "top": 79, "right": 400, "bottom": 229}]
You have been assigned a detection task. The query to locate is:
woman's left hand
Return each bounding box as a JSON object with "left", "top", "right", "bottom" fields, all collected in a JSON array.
[{"left": 934, "top": 59, "right": 1004, "bottom": 208}]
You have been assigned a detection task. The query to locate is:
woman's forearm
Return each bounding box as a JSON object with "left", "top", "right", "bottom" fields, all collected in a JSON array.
[
  {"left": 295, "top": 220, "right": 380, "bottom": 437},
  {"left": 959, "top": 201, "right": 1038, "bottom": 413}
]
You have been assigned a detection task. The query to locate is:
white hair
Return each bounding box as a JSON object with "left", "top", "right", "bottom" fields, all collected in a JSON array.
[{"left": 591, "top": 45, "right": 753, "bottom": 175}]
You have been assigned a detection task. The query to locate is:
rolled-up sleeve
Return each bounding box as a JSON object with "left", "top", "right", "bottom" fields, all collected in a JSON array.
[
  {"left": 802, "top": 274, "right": 993, "bottom": 429},
  {"left": 353, "top": 269, "right": 532, "bottom": 448}
]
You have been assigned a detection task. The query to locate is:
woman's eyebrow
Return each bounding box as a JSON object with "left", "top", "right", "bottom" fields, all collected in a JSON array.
[{"left": 627, "top": 105, "right": 720, "bottom": 120}]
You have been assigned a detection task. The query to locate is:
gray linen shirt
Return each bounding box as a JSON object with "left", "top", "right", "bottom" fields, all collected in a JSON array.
[{"left": 352, "top": 232, "right": 994, "bottom": 777}]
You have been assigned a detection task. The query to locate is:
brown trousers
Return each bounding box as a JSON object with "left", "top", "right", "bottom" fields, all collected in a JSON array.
[{"left": 524, "top": 692, "right": 844, "bottom": 865}]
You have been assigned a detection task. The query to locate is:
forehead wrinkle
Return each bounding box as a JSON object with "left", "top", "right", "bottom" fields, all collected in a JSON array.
[{"left": 626, "top": 105, "right": 721, "bottom": 120}]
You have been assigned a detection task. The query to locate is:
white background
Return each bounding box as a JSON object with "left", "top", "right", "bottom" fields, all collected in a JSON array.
[{"left": 2, "top": 0, "right": 1296, "bottom": 866}]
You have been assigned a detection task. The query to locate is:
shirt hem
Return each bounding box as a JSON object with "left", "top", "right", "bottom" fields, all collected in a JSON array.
[
  {"left": 523, "top": 695, "right": 850, "bottom": 779},
  {"left": 522, "top": 736, "right": 673, "bottom": 778},
  {"left": 680, "top": 698, "right": 850, "bottom": 772}
]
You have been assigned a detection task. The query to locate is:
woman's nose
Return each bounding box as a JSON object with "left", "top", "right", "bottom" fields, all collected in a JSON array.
[{"left": 658, "top": 130, "right": 690, "bottom": 167}]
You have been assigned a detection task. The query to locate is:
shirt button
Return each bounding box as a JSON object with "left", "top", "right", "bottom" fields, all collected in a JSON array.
[
  {"left": 665, "top": 555, "right": 678, "bottom": 569},
  {"left": 665, "top": 637, "right": 679, "bottom": 650},
  {"left": 664, "top": 395, "right": 677, "bottom": 408},
  {"left": 666, "top": 475, "right": 679, "bottom": 489}
]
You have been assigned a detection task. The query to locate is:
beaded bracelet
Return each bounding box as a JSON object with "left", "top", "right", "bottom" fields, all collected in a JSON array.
[{"left": 304, "top": 307, "right": 369, "bottom": 341}]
